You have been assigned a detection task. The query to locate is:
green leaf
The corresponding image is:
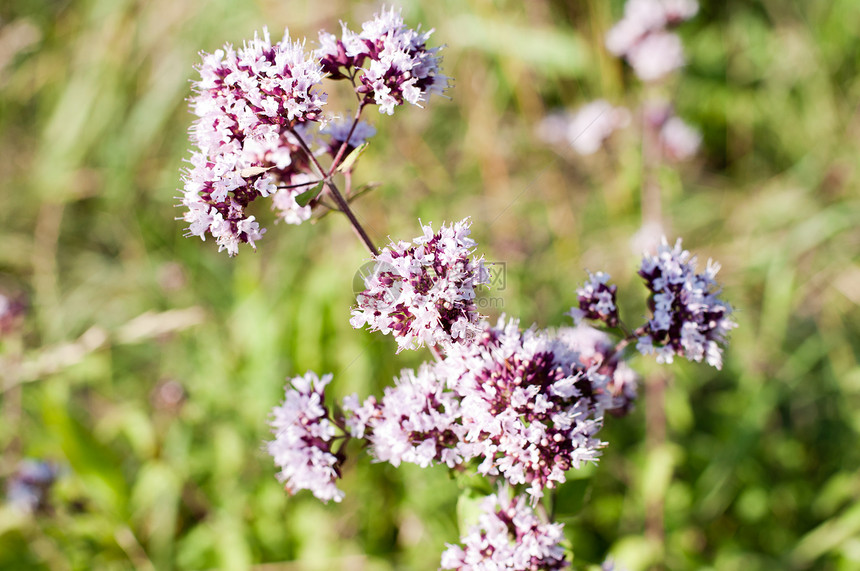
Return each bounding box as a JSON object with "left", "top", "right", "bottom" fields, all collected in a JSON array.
[
  {"left": 336, "top": 142, "right": 369, "bottom": 174},
  {"left": 295, "top": 183, "right": 323, "bottom": 207},
  {"left": 456, "top": 490, "right": 489, "bottom": 534}
]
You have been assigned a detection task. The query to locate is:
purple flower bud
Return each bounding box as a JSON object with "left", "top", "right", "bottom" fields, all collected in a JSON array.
[
  {"left": 569, "top": 271, "right": 620, "bottom": 328},
  {"left": 556, "top": 325, "right": 639, "bottom": 417},
  {"left": 0, "top": 291, "right": 26, "bottom": 337},
  {"left": 6, "top": 459, "right": 60, "bottom": 513},
  {"left": 320, "top": 117, "right": 377, "bottom": 157}
]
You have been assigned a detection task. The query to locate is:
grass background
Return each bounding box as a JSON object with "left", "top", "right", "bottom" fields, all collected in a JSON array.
[{"left": 1, "top": 0, "right": 859, "bottom": 569}]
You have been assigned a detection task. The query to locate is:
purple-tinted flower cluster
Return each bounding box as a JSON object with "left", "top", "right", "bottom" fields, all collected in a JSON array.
[
  {"left": 569, "top": 271, "right": 620, "bottom": 328},
  {"left": 181, "top": 30, "right": 326, "bottom": 255},
  {"left": 320, "top": 117, "right": 377, "bottom": 157},
  {"left": 267, "top": 372, "right": 346, "bottom": 503},
  {"left": 644, "top": 101, "right": 701, "bottom": 162},
  {"left": 440, "top": 493, "right": 569, "bottom": 570},
  {"left": 636, "top": 238, "right": 735, "bottom": 369},
  {"left": 180, "top": 9, "right": 447, "bottom": 255},
  {"left": 350, "top": 218, "right": 490, "bottom": 352},
  {"left": 345, "top": 318, "right": 615, "bottom": 502},
  {"left": 537, "top": 100, "right": 630, "bottom": 156},
  {"left": 606, "top": 0, "right": 698, "bottom": 82},
  {"left": 344, "top": 363, "right": 465, "bottom": 468},
  {"left": 0, "top": 291, "right": 26, "bottom": 336},
  {"left": 182, "top": 8, "right": 739, "bottom": 571},
  {"left": 446, "top": 319, "right": 611, "bottom": 501},
  {"left": 556, "top": 325, "right": 639, "bottom": 416},
  {"left": 318, "top": 6, "right": 449, "bottom": 115},
  {"left": 6, "top": 460, "right": 59, "bottom": 514}
]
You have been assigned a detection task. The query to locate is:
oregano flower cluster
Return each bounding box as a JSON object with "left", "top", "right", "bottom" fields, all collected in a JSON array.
[
  {"left": 440, "top": 493, "right": 570, "bottom": 570},
  {"left": 350, "top": 218, "right": 490, "bottom": 352},
  {"left": 178, "top": 6, "right": 735, "bottom": 569},
  {"left": 605, "top": 0, "right": 699, "bottom": 82},
  {"left": 180, "top": 6, "right": 448, "bottom": 255}
]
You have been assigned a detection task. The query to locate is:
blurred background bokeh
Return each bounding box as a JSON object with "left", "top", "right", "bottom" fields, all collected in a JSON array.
[{"left": 1, "top": 0, "right": 859, "bottom": 569}]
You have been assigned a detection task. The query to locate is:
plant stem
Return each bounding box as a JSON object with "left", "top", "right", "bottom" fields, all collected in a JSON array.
[
  {"left": 645, "top": 372, "right": 667, "bottom": 552},
  {"left": 291, "top": 127, "right": 379, "bottom": 256},
  {"left": 276, "top": 180, "right": 323, "bottom": 190},
  {"left": 328, "top": 104, "right": 367, "bottom": 176},
  {"left": 640, "top": 96, "right": 668, "bottom": 563}
]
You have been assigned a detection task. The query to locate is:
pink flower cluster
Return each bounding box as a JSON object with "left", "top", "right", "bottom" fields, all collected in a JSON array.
[
  {"left": 569, "top": 271, "right": 619, "bottom": 327},
  {"left": 606, "top": 0, "right": 699, "bottom": 82},
  {"left": 267, "top": 372, "right": 345, "bottom": 503},
  {"left": 345, "top": 318, "right": 622, "bottom": 502},
  {"left": 644, "top": 101, "right": 702, "bottom": 162},
  {"left": 536, "top": 100, "right": 630, "bottom": 156},
  {"left": 350, "top": 218, "right": 489, "bottom": 352},
  {"left": 440, "top": 493, "right": 569, "bottom": 570},
  {"left": 180, "top": 8, "right": 448, "bottom": 255},
  {"left": 317, "top": 6, "right": 450, "bottom": 115},
  {"left": 181, "top": 30, "right": 326, "bottom": 255},
  {"left": 636, "top": 238, "right": 736, "bottom": 369}
]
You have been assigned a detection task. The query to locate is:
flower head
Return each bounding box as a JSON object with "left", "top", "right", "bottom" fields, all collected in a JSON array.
[
  {"left": 181, "top": 30, "right": 327, "bottom": 255},
  {"left": 344, "top": 363, "right": 468, "bottom": 469},
  {"left": 605, "top": 0, "right": 697, "bottom": 82},
  {"left": 267, "top": 372, "right": 346, "bottom": 503},
  {"left": 636, "top": 238, "right": 736, "bottom": 369},
  {"left": 440, "top": 492, "right": 569, "bottom": 570},
  {"left": 317, "top": 6, "right": 449, "bottom": 115},
  {"left": 537, "top": 100, "right": 630, "bottom": 156},
  {"left": 320, "top": 117, "right": 377, "bottom": 157},
  {"left": 350, "top": 218, "right": 490, "bottom": 352},
  {"left": 569, "top": 271, "right": 619, "bottom": 327},
  {"left": 348, "top": 318, "right": 618, "bottom": 501},
  {"left": 625, "top": 31, "right": 686, "bottom": 82},
  {"left": 659, "top": 115, "right": 702, "bottom": 161},
  {"left": 444, "top": 318, "right": 612, "bottom": 501}
]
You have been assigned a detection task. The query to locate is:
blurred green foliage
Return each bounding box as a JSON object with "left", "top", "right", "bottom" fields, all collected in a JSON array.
[{"left": 1, "top": 0, "right": 859, "bottom": 569}]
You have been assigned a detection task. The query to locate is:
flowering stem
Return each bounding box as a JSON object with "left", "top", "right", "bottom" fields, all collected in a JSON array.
[
  {"left": 290, "top": 127, "right": 379, "bottom": 256},
  {"left": 324, "top": 181, "right": 379, "bottom": 255},
  {"left": 276, "top": 180, "right": 323, "bottom": 190},
  {"left": 328, "top": 104, "right": 367, "bottom": 176},
  {"left": 645, "top": 372, "right": 667, "bottom": 547},
  {"left": 605, "top": 325, "right": 647, "bottom": 363},
  {"left": 429, "top": 344, "right": 444, "bottom": 362},
  {"left": 641, "top": 97, "right": 663, "bottom": 231}
]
